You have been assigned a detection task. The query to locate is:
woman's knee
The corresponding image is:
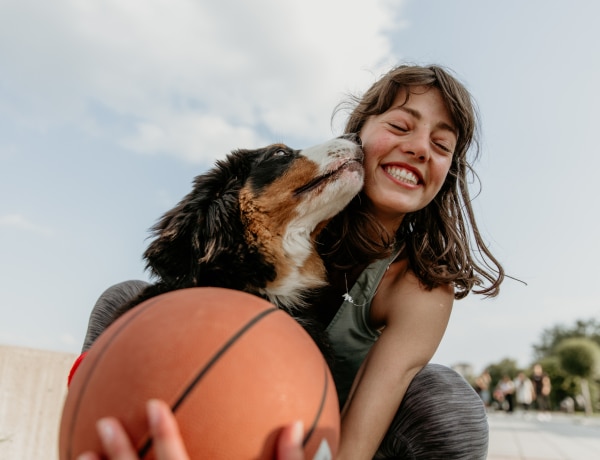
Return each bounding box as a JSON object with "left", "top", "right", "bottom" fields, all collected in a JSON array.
[
  {"left": 82, "top": 280, "right": 150, "bottom": 351},
  {"left": 376, "top": 363, "right": 488, "bottom": 460}
]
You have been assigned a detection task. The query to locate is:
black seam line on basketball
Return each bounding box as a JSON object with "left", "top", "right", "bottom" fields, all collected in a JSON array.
[
  {"left": 137, "top": 306, "right": 279, "bottom": 458},
  {"left": 302, "top": 360, "right": 329, "bottom": 448},
  {"left": 65, "top": 295, "right": 164, "bottom": 460}
]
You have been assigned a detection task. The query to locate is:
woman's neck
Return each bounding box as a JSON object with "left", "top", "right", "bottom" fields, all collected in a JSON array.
[{"left": 372, "top": 210, "right": 404, "bottom": 239}]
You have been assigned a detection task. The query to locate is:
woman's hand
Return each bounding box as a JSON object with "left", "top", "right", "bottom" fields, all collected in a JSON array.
[
  {"left": 76, "top": 399, "right": 305, "bottom": 460},
  {"left": 75, "top": 399, "right": 189, "bottom": 460}
]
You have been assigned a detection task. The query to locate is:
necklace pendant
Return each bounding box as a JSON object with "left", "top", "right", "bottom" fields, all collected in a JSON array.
[{"left": 342, "top": 292, "right": 354, "bottom": 303}]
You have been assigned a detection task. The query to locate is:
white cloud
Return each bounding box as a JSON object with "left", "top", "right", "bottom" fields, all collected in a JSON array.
[
  {"left": 0, "top": 214, "right": 53, "bottom": 236},
  {"left": 0, "top": 0, "right": 407, "bottom": 162},
  {"left": 121, "top": 113, "right": 266, "bottom": 163},
  {"left": 59, "top": 333, "right": 79, "bottom": 347}
]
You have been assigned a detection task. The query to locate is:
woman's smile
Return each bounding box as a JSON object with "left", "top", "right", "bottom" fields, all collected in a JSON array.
[{"left": 383, "top": 163, "right": 421, "bottom": 186}]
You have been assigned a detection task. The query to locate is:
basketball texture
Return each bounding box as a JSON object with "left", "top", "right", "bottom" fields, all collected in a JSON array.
[{"left": 59, "top": 287, "right": 340, "bottom": 460}]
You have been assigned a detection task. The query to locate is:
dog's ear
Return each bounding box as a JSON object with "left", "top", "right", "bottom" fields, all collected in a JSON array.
[{"left": 143, "top": 150, "right": 255, "bottom": 286}]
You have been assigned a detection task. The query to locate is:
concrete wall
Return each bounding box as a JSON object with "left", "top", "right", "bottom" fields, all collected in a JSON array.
[{"left": 0, "top": 345, "right": 77, "bottom": 460}]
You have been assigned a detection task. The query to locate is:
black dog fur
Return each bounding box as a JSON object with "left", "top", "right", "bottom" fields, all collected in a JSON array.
[{"left": 111, "top": 136, "right": 364, "bottom": 360}]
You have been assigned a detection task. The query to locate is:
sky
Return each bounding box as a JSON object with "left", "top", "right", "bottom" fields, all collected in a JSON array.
[{"left": 2, "top": 0, "right": 599, "bottom": 375}]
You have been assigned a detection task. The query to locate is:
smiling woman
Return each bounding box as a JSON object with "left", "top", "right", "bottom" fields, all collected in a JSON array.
[{"left": 310, "top": 64, "right": 503, "bottom": 459}]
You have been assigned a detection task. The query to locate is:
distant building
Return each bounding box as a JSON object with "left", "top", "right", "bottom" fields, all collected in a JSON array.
[{"left": 452, "top": 362, "right": 475, "bottom": 380}]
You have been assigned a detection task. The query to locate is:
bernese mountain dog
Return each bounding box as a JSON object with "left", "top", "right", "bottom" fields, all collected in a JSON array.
[{"left": 110, "top": 135, "right": 364, "bottom": 353}]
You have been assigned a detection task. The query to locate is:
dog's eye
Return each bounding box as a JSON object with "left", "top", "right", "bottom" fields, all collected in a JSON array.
[{"left": 274, "top": 149, "right": 289, "bottom": 157}]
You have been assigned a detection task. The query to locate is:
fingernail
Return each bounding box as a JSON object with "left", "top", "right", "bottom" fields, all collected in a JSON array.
[
  {"left": 76, "top": 453, "right": 95, "bottom": 460},
  {"left": 97, "top": 418, "right": 115, "bottom": 443},
  {"left": 147, "top": 399, "right": 161, "bottom": 430},
  {"left": 291, "top": 420, "right": 304, "bottom": 446}
]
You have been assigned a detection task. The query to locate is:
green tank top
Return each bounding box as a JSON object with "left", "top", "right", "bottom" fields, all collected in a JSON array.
[{"left": 325, "top": 251, "right": 399, "bottom": 407}]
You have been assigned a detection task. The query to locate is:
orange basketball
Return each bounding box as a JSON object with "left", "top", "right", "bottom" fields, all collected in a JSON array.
[{"left": 59, "top": 287, "right": 340, "bottom": 460}]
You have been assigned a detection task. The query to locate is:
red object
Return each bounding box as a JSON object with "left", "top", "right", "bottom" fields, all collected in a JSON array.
[
  {"left": 67, "top": 351, "right": 88, "bottom": 387},
  {"left": 59, "top": 287, "right": 340, "bottom": 460}
]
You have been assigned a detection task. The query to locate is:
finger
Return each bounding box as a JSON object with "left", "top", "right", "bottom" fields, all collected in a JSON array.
[
  {"left": 147, "top": 399, "right": 190, "bottom": 460},
  {"left": 96, "top": 417, "right": 138, "bottom": 460},
  {"left": 76, "top": 453, "right": 101, "bottom": 460},
  {"left": 277, "top": 421, "right": 305, "bottom": 460}
]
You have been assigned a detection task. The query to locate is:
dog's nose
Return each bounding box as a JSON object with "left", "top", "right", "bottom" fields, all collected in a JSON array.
[{"left": 338, "top": 133, "right": 362, "bottom": 147}]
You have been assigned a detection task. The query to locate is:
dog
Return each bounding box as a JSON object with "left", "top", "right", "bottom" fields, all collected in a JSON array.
[{"left": 111, "top": 135, "right": 364, "bottom": 353}]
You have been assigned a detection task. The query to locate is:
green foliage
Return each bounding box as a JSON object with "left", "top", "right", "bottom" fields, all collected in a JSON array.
[
  {"left": 556, "top": 338, "right": 600, "bottom": 379},
  {"left": 483, "top": 318, "right": 600, "bottom": 411},
  {"left": 537, "top": 356, "right": 570, "bottom": 408},
  {"left": 533, "top": 318, "right": 600, "bottom": 360},
  {"left": 529, "top": 321, "right": 600, "bottom": 412}
]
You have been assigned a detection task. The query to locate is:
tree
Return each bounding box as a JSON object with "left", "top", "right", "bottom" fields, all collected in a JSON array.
[
  {"left": 533, "top": 356, "right": 565, "bottom": 410},
  {"left": 531, "top": 318, "right": 600, "bottom": 412},
  {"left": 555, "top": 338, "right": 600, "bottom": 415},
  {"left": 533, "top": 318, "right": 600, "bottom": 360}
]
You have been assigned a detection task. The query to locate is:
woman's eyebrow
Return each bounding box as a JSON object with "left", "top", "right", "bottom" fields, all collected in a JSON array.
[{"left": 394, "top": 105, "right": 458, "bottom": 135}]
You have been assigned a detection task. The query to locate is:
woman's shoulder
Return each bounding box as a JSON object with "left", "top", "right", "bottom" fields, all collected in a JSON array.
[{"left": 370, "top": 258, "right": 454, "bottom": 328}]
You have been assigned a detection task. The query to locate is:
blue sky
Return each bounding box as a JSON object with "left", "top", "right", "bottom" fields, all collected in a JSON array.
[{"left": 2, "top": 0, "right": 599, "bottom": 374}]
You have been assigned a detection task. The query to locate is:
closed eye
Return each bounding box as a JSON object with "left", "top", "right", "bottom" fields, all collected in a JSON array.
[
  {"left": 389, "top": 123, "right": 408, "bottom": 132},
  {"left": 434, "top": 141, "right": 454, "bottom": 154}
]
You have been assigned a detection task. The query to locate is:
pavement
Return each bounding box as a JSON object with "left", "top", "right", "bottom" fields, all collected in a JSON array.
[
  {"left": 2, "top": 344, "right": 600, "bottom": 460},
  {"left": 487, "top": 410, "right": 600, "bottom": 460}
]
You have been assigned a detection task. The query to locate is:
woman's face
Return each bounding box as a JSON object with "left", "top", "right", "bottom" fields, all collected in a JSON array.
[{"left": 359, "top": 86, "right": 457, "bottom": 234}]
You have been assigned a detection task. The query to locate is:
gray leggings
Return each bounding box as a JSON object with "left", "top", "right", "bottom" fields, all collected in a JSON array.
[
  {"left": 375, "top": 364, "right": 488, "bottom": 459},
  {"left": 83, "top": 281, "right": 488, "bottom": 460}
]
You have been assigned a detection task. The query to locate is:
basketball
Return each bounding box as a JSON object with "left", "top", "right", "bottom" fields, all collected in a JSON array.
[{"left": 59, "top": 287, "right": 340, "bottom": 460}]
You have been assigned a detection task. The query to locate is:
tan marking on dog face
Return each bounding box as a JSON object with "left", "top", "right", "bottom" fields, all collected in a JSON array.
[
  {"left": 238, "top": 139, "right": 362, "bottom": 306},
  {"left": 240, "top": 156, "right": 320, "bottom": 233},
  {"left": 239, "top": 156, "right": 322, "bottom": 291},
  {"left": 250, "top": 157, "right": 319, "bottom": 222}
]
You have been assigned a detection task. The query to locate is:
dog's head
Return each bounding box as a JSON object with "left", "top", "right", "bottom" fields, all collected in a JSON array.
[{"left": 144, "top": 135, "right": 364, "bottom": 303}]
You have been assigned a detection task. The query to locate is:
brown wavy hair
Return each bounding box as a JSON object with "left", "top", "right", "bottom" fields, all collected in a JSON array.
[{"left": 319, "top": 65, "right": 504, "bottom": 299}]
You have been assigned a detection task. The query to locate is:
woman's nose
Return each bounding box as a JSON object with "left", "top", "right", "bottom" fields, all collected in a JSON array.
[{"left": 401, "top": 133, "right": 429, "bottom": 161}]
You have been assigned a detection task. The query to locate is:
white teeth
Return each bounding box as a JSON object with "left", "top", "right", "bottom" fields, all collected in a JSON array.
[{"left": 385, "top": 166, "right": 418, "bottom": 185}]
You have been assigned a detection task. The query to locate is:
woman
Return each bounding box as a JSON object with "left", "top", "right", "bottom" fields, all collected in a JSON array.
[
  {"left": 78, "top": 64, "right": 503, "bottom": 459},
  {"left": 314, "top": 64, "right": 502, "bottom": 459}
]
